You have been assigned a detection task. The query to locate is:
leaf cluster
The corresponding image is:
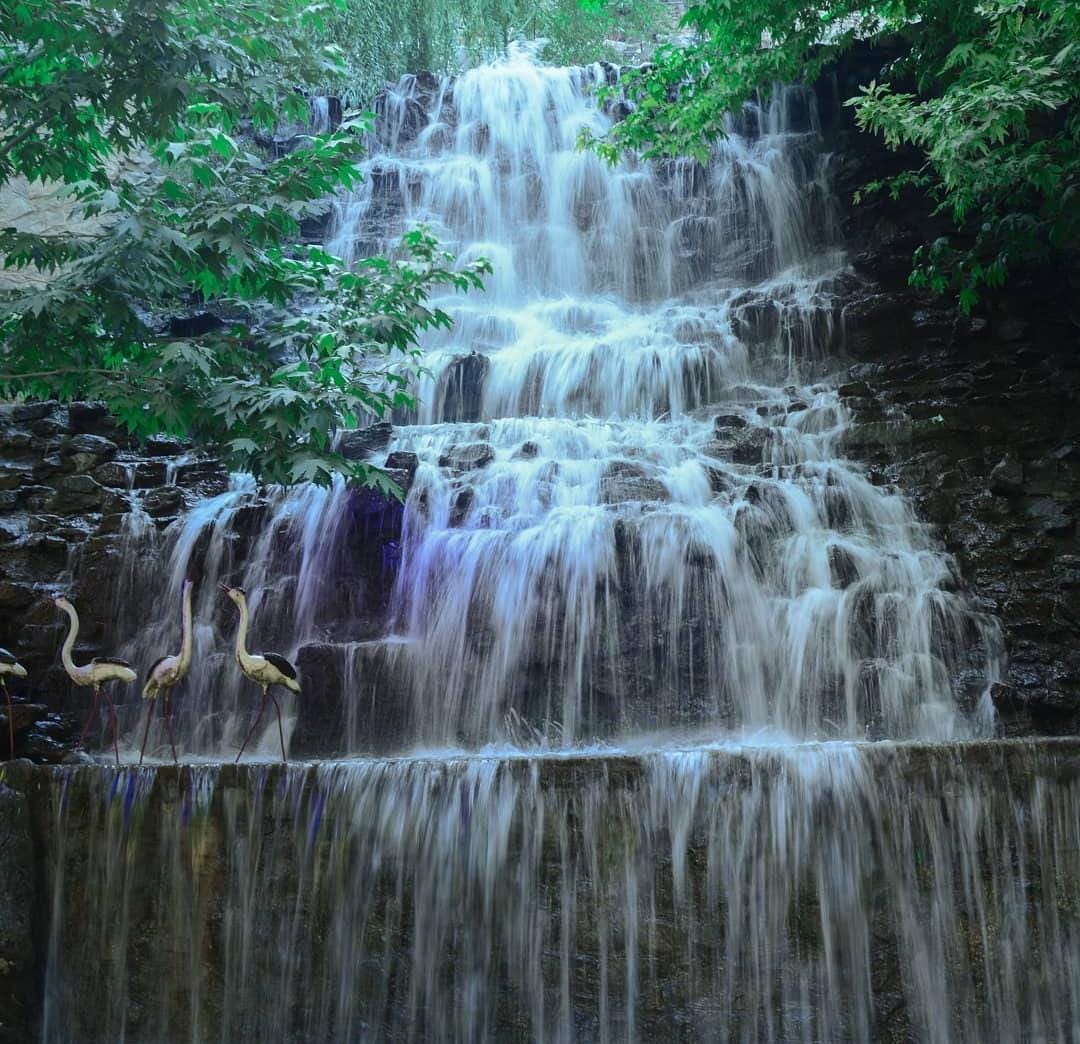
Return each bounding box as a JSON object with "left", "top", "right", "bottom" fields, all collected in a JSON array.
[
  {"left": 0, "top": 0, "right": 489, "bottom": 489},
  {"left": 315, "top": 0, "right": 675, "bottom": 106}
]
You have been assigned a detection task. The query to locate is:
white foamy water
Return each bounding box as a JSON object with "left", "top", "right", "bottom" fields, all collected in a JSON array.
[{"left": 116, "top": 48, "right": 1001, "bottom": 760}]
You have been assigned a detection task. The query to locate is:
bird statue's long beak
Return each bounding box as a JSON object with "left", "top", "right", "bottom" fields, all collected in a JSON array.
[{"left": 217, "top": 582, "right": 231, "bottom": 594}]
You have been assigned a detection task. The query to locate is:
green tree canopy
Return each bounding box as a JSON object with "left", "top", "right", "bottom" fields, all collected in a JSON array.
[
  {"left": 0, "top": 0, "right": 489, "bottom": 489},
  {"left": 319, "top": 0, "right": 674, "bottom": 105},
  {"left": 593, "top": 0, "right": 1079, "bottom": 311}
]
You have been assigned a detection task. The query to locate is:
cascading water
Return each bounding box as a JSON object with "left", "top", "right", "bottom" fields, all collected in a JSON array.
[
  {"left": 37, "top": 47, "right": 1080, "bottom": 1044},
  {"left": 41, "top": 743, "right": 1080, "bottom": 1043},
  {"left": 115, "top": 49, "right": 999, "bottom": 758}
]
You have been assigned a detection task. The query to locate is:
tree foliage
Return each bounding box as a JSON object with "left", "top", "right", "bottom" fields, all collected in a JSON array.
[
  {"left": 593, "top": 0, "right": 1080, "bottom": 310},
  {"left": 0, "top": 0, "right": 489, "bottom": 488},
  {"left": 319, "top": 0, "right": 674, "bottom": 105}
]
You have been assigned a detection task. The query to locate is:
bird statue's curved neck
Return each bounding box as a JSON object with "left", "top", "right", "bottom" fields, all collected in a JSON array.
[
  {"left": 233, "top": 595, "right": 250, "bottom": 662},
  {"left": 59, "top": 602, "right": 80, "bottom": 676},
  {"left": 178, "top": 582, "right": 194, "bottom": 672}
]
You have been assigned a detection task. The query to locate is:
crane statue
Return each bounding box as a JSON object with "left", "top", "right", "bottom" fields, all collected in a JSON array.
[
  {"left": 55, "top": 596, "right": 136, "bottom": 765},
  {"left": 0, "top": 648, "right": 27, "bottom": 756},
  {"left": 221, "top": 584, "right": 300, "bottom": 763},
  {"left": 138, "top": 578, "right": 195, "bottom": 766}
]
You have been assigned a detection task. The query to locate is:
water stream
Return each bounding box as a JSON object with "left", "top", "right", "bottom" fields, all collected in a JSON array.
[
  {"left": 38, "top": 49, "right": 1078, "bottom": 1044},
  {"left": 116, "top": 50, "right": 999, "bottom": 759},
  {"left": 42, "top": 741, "right": 1080, "bottom": 1043}
]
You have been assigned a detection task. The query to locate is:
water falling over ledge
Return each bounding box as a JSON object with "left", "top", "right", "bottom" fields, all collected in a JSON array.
[
  {"left": 109, "top": 52, "right": 1002, "bottom": 761},
  {"left": 24, "top": 738, "right": 1080, "bottom": 1043}
]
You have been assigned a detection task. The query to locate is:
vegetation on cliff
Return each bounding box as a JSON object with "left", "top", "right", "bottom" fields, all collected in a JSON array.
[
  {"left": 595, "top": 0, "right": 1079, "bottom": 311},
  {"left": 0, "top": 0, "right": 488, "bottom": 488},
  {"left": 316, "top": 0, "right": 673, "bottom": 103}
]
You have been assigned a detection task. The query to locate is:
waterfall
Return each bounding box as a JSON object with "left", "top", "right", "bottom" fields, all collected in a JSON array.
[
  {"left": 41, "top": 742, "right": 1080, "bottom": 1043},
  {"left": 113, "top": 48, "right": 1000, "bottom": 760},
  {"left": 39, "top": 48, "right": 1079, "bottom": 1044}
]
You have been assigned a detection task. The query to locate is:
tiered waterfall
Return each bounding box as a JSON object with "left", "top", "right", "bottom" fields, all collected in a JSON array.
[{"left": 39, "top": 51, "right": 1080, "bottom": 1044}]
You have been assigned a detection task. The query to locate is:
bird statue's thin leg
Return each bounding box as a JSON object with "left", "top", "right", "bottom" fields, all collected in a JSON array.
[
  {"left": 138, "top": 698, "right": 156, "bottom": 767},
  {"left": 235, "top": 688, "right": 268, "bottom": 764},
  {"left": 102, "top": 688, "right": 120, "bottom": 766},
  {"left": 270, "top": 692, "right": 286, "bottom": 764},
  {"left": 163, "top": 696, "right": 178, "bottom": 766},
  {"left": 77, "top": 687, "right": 102, "bottom": 751},
  {"left": 1, "top": 680, "right": 12, "bottom": 758}
]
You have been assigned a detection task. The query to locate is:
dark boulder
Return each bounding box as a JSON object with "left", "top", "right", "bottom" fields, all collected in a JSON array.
[
  {"left": 339, "top": 422, "right": 393, "bottom": 461},
  {"left": 143, "top": 434, "right": 187, "bottom": 457},
  {"left": 599, "top": 461, "right": 669, "bottom": 504},
  {"left": 439, "top": 442, "right": 495, "bottom": 472},
  {"left": 989, "top": 455, "right": 1025, "bottom": 498},
  {"left": 437, "top": 353, "right": 489, "bottom": 423},
  {"left": 713, "top": 413, "right": 748, "bottom": 431}
]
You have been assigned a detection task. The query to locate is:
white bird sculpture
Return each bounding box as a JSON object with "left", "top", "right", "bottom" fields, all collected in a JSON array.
[
  {"left": 0, "top": 648, "right": 27, "bottom": 756},
  {"left": 138, "top": 578, "right": 195, "bottom": 766},
  {"left": 55, "top": 596, "right": 137, "bottom": 765},
  {"left": 221, "top": 584, "right": 300, "bottom": 763}
]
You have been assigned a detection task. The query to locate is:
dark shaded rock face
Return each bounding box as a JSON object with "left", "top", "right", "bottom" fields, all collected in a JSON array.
[
  {"left": 0, "top": 783, "right": 37, "bottom": 1043},
  {"left": 822, "top": 83, "right": 1080, "bottom": 733},
  {"left": 0, "top": 403, "right": 222, "bottom": 757},
  {"left": 0, "top": 402, "right": 410, "bottom": 762}
]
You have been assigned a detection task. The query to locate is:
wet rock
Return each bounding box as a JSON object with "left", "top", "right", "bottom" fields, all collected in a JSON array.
[
  {"left": 171, "top": 458, "right": 227, "bottom": 495},
  {"left": 338, "top": 422, "right": 393, "bottom": 460},
  {"left": 67, "top": 401, "right": 117, "bottom": 437},
  {"left": 19, "top": 717, "right": 77, "bottom": 763},
  {"left": 989, "top": 455, "right": 1025, "bottom": 497},
  {"left": 0, "top": 430, "right": 33, "bottom": 455},
  {"left": 143, "top": 434, "right": 186, "bottom": 456},
  {"left": 438, "top": 352, "right": 489, "bottom": 423},
  {"left": 1024, "top": 498, "right": 1074, "bottom": 538},
  {"left": 599, "top": 461, "right": 669, "bottom": 504},
  {"left": 384, "top": 451, "right": 419, "bottom": 477},
  {"left": 0, "top": 582, "right": 35, "bottom": 612},
  {"left": 450, "top": 487, "right": 474, "bottom": 526},
  {"left": 91, "top": 461, "right": 133, "bottom": 488},
  {"left": 703, "top": 426, "right": 771, "bottom": 465},
  {"left": 439, "top": 442, "right": 495, "bottom": 471},
  {"left": 713, "top": 413, "right": 747, "bottom": 431},
  {"left": 167, "top": 312, "right": 223, "bottom": 338},
  {"left": 0, "top": 466, "right": 26, "bottom": 491},
  {"left": 46, "top": 475, "right": 118, "bottom": 515},
  {"left": 292, "top": 640, "right": 411, "bottom": 756},
  {"left": 63, "top": 433, "right": 118, "bottom": 459},
  {"left": 0, "top": 781, "right": 38, "bottom": 1041},
  {"left": 995, "top": 316, "right": 1027, "bottom": 343},
  {"left": 141, "top": 486, "right": 185, "bottom": 518},
  {"left": 24, "top": 533, "right": 68, "bottom": 567},
  {"left": 513, "top": 441, "right": 540, "bottom": 459},
  {"left": 828, "top": 545, "right": 860, "bottom": 589},
  {"left": 838, "top": 380, "right": 872, "bottom": 398},
  {"left": 8, "top": 401, "right": 54, "bottom": 423},
  {"left": 27, "top": 415, "right": 66, "bottom": 438}
]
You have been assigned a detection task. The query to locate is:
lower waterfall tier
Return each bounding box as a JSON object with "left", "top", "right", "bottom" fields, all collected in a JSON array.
[{"left": 21, "top": 738, "right": 1079, "bottom": 1043}]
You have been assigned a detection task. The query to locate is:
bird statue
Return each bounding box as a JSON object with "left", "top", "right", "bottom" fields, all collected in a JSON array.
[
  {"left": 221, "top": 584, "right": 300, "bottom": 763},
  {"left": 55, "top": 596, "right": 137, "bottom": 765},
  {"left": 0, "top": 648, "right": 27, "bottom": 756},
  {"left": 138, "top": 578, "right": 195, "bottom": 766}
]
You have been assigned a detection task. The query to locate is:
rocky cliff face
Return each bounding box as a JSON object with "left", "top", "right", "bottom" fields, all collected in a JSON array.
[
  {"left": 813, "top": 58, "right": 1080, "bottom": 734},
  {"left": 0, "top": 401, "right": 405, "bottom": 759}
]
